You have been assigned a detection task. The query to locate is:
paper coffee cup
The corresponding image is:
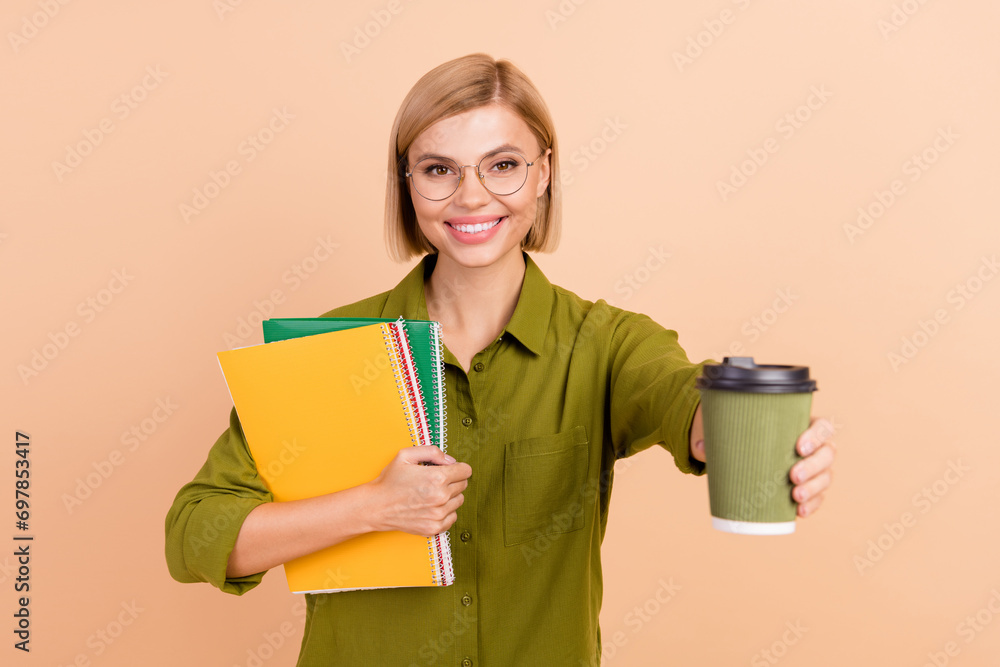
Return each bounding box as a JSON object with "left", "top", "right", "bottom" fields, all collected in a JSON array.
[{"left": 696, "top": 357, "right": 817, "bottom": 535}]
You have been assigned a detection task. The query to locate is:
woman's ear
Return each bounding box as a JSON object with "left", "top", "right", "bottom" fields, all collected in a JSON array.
[{"left": 535, "top": 147, "right": 552, "bottom": 198}]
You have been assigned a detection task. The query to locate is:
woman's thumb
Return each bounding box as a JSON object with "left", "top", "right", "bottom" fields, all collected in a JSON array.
[{"left": 404, "top": 445, "right": 456, "bottom": 465}]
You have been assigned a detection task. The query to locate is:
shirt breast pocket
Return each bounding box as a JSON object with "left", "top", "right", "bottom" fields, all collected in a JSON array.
[{"left": 502, "top": 424, "right": 590, "bottom": 547}]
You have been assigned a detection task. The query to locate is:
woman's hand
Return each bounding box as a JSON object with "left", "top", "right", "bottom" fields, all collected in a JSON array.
[
  {"left": 789, "top": 417, "right": 836, "bottom": 517},
  {"left": 689, "top": 408, "right": 836, "bottom": 518},
  {"left": 365, "top": 445, "right": 473, "bottom": 536}
]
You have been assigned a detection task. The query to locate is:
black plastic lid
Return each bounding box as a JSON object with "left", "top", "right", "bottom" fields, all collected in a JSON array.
[{"left": 696, "top": 357, "right": 817, "bottom": 394}]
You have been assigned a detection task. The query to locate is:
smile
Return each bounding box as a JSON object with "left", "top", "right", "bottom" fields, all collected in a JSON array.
[{"left": 446, "top": 217, "right": 505, "bottom": 234}]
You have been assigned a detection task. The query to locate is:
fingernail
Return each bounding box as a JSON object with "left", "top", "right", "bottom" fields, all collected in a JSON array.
[
  {"left": 800, "top": 438, "right": 816, "bottom": 456},
  {"left": 791, "top": 466, "right": 803, "bottom": 484},
  {"left": 444, "top": 454, "right": 456, "bottom": 464}
]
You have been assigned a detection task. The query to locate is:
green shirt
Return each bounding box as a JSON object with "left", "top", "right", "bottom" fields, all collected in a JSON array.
[{"left": 165, "top": 251, "right": 708, "bottom": 667}]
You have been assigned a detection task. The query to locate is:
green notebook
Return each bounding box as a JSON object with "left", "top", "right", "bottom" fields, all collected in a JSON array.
[{"left": 262, "top": 317, "right": 447, "bottom": 451}]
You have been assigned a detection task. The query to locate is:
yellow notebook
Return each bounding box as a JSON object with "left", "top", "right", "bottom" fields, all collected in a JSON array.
[{"left": 217, "top": 320, "right": 454, "bottom": 593}]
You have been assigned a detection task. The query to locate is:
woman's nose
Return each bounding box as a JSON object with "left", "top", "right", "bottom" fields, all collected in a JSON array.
[{"left": 453, "top": 165, "right": 492, "bottom": 208}]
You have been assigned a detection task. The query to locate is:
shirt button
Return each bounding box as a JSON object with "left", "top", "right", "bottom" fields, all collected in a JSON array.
[
  {"left": 461, "top": 417, "right": 472, "bottom": 427},
  {"left": 460, "top": 531, "right": 471, "bottom": 542},
  {"left": 473, "top": 362, "right": 485, "bottom": 372},
  {"left": 462, "top": 659, "right": 473, "bottom": 667},
  {"left": 461, "top": 594, "right": 473, "bottom": 606}
]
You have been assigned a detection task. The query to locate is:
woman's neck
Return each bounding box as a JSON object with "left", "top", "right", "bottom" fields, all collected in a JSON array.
[{"left": 424, "top": 249, "right": 526, "bottom": 337}]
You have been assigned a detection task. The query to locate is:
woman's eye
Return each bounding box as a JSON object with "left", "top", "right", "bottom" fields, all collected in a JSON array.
[
  {"left": 423, "top": 163, "right": 453, "bottom": 177},
  {"left": 492, "top": 159, "right": 518, "bottom": 172}
]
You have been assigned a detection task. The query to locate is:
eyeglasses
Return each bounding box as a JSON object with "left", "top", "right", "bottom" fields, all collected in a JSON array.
[{"left": 405, "top": 149, "right": 547, "bottom": 201}]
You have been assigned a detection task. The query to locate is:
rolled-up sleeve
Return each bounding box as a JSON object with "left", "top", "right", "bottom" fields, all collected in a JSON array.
[
  {"left": 607, "top": 310, "right": 713, "bottom": 475},
  {"left": 164, "top": 407, "right": 273, "bottom": 595}
]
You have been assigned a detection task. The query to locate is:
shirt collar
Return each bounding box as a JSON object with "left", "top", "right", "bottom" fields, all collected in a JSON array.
[{"left": 380, "top": 251, "right": 554, "bottom": 357}]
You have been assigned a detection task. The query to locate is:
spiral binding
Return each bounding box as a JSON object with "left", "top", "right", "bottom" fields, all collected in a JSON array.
[
  {"left": 388, "top": 319, "right": 431, "bottom": 448},
  {"left": 435, "top": 529, "right": 455, "bottom": 586},
  {"left": 381, "top": 324, "right": 419, "bottom": 448},
  {"left": 429, "top": 321, "right": 448, "bottom": 452},
  {"left": 428, "top": 530, "right": 455, "bottom": 586},
  {"left": 426, "top": 320, "right": 453, "bottom": 585},
  {"left": 388, "top": 318, "right": 454, "bottom": 586}
]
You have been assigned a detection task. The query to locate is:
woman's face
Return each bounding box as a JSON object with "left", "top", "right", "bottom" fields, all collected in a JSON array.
[{"left": 405, "top": 104, "right": 551, "bottom": 270}]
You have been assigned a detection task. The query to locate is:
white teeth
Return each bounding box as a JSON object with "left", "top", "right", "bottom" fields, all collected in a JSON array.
[{"left": 452, "top": 217, "right": 502, "bottom": 234}]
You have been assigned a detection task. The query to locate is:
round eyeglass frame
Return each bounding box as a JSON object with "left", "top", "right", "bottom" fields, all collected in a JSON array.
[{"left": 404, "top": 149, "right": 547, "bottom": 201}]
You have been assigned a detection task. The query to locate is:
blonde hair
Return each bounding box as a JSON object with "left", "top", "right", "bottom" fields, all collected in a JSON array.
[{"left": 384, "top": 53, "right": 561, "bottom": 262}]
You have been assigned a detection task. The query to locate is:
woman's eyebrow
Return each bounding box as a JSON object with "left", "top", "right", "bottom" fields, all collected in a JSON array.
[{"left": 412, "top": 143, "right": 525, "bottom": 163}]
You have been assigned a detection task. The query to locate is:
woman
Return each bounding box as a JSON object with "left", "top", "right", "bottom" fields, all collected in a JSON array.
[{"left": 165, "top": 53, "right": 836, "bottom": 666}]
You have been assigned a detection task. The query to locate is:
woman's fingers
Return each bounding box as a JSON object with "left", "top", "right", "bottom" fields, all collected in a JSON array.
[
  {"left": 796, "top": 417, "right": 836, "bottom": 457},
  {"left": 793, "top": 469, "right": 832, "bottom": 504},
  {"left": 790, "top": 416, "right": 836, "bottom": 518},
  {"left": 791, "top": 441, "right": 836, "bottom": 485},
  {"left": 797, "top": 492, "right": 826, "bottom": 518}
]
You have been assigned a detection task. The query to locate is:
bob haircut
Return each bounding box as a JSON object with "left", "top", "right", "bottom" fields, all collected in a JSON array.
[{"left": 385, "top": 53, "right": 561, "bottom": 262}]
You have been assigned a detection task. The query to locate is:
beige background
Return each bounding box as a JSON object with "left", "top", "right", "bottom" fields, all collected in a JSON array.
[{"left": 3, "top": 1, "right": 999, "bottom": 665}]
